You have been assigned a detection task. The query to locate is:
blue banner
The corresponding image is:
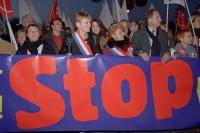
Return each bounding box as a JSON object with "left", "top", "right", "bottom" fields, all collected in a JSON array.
[{"left": 0, "top": 54, "right": 200, "bottom": 132}]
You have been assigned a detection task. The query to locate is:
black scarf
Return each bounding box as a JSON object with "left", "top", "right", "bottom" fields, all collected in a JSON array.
[
  {"left": 107, "top": 37, "right": 129, "bottom": 50},
  {"left": 146, "top": 26, "right": 161, "bottom": 56},
  {"left": 25, "top": 40, "right": 44, "bottom": 54}
]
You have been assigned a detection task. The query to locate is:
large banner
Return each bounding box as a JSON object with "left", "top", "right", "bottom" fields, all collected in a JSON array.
[{"left": 0, "top": 55, "right": 200, "bottom": 132}]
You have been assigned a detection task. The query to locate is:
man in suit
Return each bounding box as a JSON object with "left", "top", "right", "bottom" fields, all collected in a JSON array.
[{"left": 132, "top": 9, "right": 170, "bottom": 62}]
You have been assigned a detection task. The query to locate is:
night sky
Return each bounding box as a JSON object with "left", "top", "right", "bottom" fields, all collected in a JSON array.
[{"left": 10, "top": 0, "right": 200, "bottom": 23}]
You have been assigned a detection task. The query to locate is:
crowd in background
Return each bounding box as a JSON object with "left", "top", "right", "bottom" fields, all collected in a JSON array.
[{"left": 0, "top": 3, "right": 200, "bottom": 62}]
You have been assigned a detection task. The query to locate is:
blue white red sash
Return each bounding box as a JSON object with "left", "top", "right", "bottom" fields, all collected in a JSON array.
[
  {"left": 72, "top": 31, "right": 93, "bottom": 55},
  {"left": 106, "top": 45, "right": 129, "bottom": 56}
]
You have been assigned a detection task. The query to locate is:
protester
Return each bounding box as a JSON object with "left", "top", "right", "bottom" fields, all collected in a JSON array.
[
  {"left": 65, "top": 27, "right": 72, "bottom": 36},
  {"left": 21, "top": 14, "right": 34, "bottom": 28},
  {"left": 189, "top": 14, "right": 200, "bottom": 56},
  {"left": 91, "top": 18, "right": 108, "bottom": 49},
  {"left": 16, "top": 27, "right": 26, "bottom": 50},
  {"left": 44, "top": 18, "right": 71, "bottom": 54},
  {"left": 16, "top": 24, "right": 54, "bottom": 54},
  {"left": 128, "top": 21, "right": 140, "bottom": 40},
  {"left": 132, "top": 9, "right": 170, "bottom": 62},
  {"left": 119, "top": 19, "right": 129, "bottom": 36},
  {"left": 174, "top": 28, "right": 198, "bottom": 58},
  {"left": 71, "top": 11, "right": 102, "bottom": 55},
  {"left": 103, "top": 23, "right": 133, "bottom": 56}
]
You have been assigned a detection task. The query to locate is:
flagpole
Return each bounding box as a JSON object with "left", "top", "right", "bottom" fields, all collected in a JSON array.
[
  {"left": 166, "top": 3, "right": 169, "bottom": 32},
  {"left": 184, "top": 0, "right": 196, "bottom": 37},
  {"left": 2, "top": 0, "right": 18, "bottom": 51}
]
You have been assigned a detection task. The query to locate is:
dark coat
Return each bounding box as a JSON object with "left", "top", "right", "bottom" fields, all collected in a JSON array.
[
  {"left": 16, "top": 39, "right": 55, "bottom": 55},
  {"left": 44, "top": 31, "right": 71, "bottom": 54},
  {"left": 132, "top": 27, "right": 169, "bottom": 56},
  {"left": 70, "top": 32, "right": 102, "bottom": 55},
  {"left": 103, "top": 37, "right": 132, "bottom": 55}
]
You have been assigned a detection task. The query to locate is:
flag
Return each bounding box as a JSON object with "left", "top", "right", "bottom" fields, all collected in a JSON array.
[
  {"left": 99, "top": 0, "right": 114, "bottom": 28},
  {"left": 112, "top": 0, "right": 117, "bottom": 22},
  {"left": 121, "top": 0, "right": 128, "bottom": 20},
  {"left": 26, "top": 0, "right": 41, "bottom": 24},
  {"left": 0, "top": 0, "right": 13, "bottom": 18},
  {"left": 19, "top": 0, "right": 42, "bottom": 24},
  {"left": 62, "top": 11, "right": 67, "bottom": 26},
  {"left": 48, "top": 0, "right": 59, "bottom": 21},
  {"left": 164, "top": 0, "right": 185, "bottom": 7},
  {"left": 177, "top": 5, "right": 186, "bottom": 29},
  {"left": 149, "top": 3, "right": 156, "bottom": 10},
  {"left": 112, "top": 0, "right": 126, "bottom": 22},
  {"left": 67, "top": 15, "right": 74, "bottom": 30}
]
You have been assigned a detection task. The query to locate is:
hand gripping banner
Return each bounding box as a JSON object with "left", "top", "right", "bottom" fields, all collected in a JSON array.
[{"left": 0, "top": 54, "right": 200, "bottom": 132}]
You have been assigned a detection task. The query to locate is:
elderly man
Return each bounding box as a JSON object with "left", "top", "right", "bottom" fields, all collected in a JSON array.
[{"left": 132, "top": 9, "right": 170, "bottom": 62}]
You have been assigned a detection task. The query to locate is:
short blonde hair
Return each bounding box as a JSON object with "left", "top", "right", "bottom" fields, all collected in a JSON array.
[
  {"left": 75, "top": 11, "right": 91, "bottom": 23},
  {"left": 108, "top": 23, "right": 124, "bottom": 38}
]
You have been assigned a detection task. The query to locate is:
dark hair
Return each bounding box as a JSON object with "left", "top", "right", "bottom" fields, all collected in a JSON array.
[
  {"left": 196, "top": 4, "right": 200, "bottom": 10},
  {"left": 26, "top": 24, "right": 40, "bottom": 34},
  {"left": 26, "top": 24, "right": 42, "bottom": 41},
  {"left": 91, "top": 18, "right": 107, "bottom": 37},
  {"left": 50, "top": 18, "right": 62, "bottom": 27},
  {"left": 145, "top": 9, "right": 159, "bottom": 20}
]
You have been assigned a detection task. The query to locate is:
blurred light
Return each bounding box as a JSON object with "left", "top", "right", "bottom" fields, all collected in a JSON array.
[{"left": 127, "top": 10, "right": 130, "bottom": 13}]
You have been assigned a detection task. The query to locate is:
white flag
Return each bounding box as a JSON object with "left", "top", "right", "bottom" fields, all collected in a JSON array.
[
  {"left": 67, "top": 16, "right": 74, "bottom": 31},
  {"left": 112, "top": 0, "right": 125, "bottom": 22},
  {"left": 112, "top": 0, "right": 117, "bottom": 22},
  {"left": 19, "top": 0, "right": 42, "bottom": 24},
  {"left": 99, "top": 0, "right": 114, "bottom": 28},
  {"left": 121, "top": 0, "right": 128, "bottom": 20},
  {"left": 164, "top": 0, "right": 185, "bottom": 7},
  {"left": 62, "top": 11, "right": 68, "bottom": 26}
]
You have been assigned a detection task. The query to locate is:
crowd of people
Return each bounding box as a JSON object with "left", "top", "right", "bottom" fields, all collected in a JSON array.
[{"left": 0, "top": 5, "right": 200, "bottom": 62}]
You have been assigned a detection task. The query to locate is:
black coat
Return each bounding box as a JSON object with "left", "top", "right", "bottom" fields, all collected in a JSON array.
[
  {"left": 16, "top": 39, "right": 55, "bottom": 55},
  {"left": 44, "top": 31, "right": 71, "bottom": 54},
  {"left": 70, "top": 32, "right": 102, "bottom": 55}
]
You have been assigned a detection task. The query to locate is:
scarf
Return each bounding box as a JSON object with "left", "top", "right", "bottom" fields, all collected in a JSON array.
[{"left": 146, "top": 26, "right": 161, "bottom": 56}]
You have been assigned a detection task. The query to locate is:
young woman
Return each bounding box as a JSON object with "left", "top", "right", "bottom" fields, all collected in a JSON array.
[{"left": 17, "top": 24, "right": 54, "bottom": 54}]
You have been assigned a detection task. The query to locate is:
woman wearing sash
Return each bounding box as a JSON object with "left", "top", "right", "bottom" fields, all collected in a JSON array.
[
  {"left": 103, "top": 23, "right": 134, "bottom": 56},
  {"left": 71, "top": 11, "right": 102, "bottom": 55}
]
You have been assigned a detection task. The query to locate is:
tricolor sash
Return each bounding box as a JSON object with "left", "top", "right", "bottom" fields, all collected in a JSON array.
[
  {"left": 105, "top": 45, "right": 129, "bottom": 56},
  {"left": 72, "top": 31, "right": 93, "bottom": 55}
]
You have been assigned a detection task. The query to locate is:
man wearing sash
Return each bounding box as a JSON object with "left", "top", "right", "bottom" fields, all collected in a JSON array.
[
  {"left": 132, "top": 9, "right": 170, "bottom": 62},
  {"left": 71, "top": 11, "right": 102, "bottom": 55}
]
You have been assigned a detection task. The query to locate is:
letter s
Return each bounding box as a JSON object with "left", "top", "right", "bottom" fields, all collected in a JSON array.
[{"left": 10, "top": 56, "right": 65, "bottom": 129}]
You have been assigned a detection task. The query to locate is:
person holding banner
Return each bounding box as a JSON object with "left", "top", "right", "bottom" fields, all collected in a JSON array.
[
  {"left": 174, "top": 28, "right": 198, "bottom": 58},
  {"left": 132, "top": 9, "right": 170, "bottom": 62},
  {"left": 103, "top": 23, "right": 133, "bottom": 56},
  {"left": 71, "top": 11, "right": 102, "bottom": 55}
]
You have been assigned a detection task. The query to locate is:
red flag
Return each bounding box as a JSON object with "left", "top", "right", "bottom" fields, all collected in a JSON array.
[
  {"left": 0, "top": 0, "right": 13, "bottom": 18},
  {"left": 177, "top": 6, "right": 186, "bottom": 29},
  {"left": 48, "top": 0, "right": 59, "bottom": 22}
]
